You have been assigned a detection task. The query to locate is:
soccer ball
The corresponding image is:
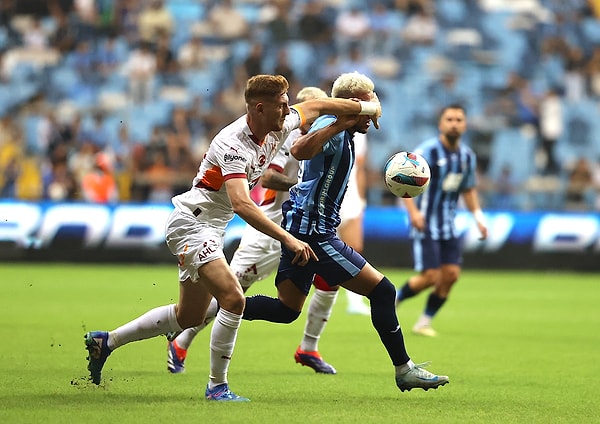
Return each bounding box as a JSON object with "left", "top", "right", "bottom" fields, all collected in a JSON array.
[{"left": 383, "top": 151, "right": 431, "bottom": 198}]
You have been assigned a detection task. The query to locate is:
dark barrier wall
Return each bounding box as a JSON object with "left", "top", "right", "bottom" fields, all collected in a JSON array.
[{"left": 0, "top": 201, "right": 599, "bottom": 270}]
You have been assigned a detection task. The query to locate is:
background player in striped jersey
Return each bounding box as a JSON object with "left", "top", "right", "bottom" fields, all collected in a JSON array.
[
  {"left": 242, "top": 72, "right": 449, "bottom": 393},
  {"left": 83, "top": 75, "right": 382, "bottom": 401},
  {"left": 395, "top": 104, "right": 488, "bottom": 337}
]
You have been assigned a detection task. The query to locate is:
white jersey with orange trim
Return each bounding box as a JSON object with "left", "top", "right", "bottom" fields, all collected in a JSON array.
[
  {"left": 231, "top": 129, "right": 300, "bottom": 287},
  {"left": 171, "top": 109, "right": 303, "bottom": 230}
]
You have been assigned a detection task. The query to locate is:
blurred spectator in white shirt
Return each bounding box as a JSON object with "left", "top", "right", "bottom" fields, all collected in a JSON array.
[
  {"left": 401, "top": 5, "right": 437, "bottom": 46},
  {"left": 123, "top": 41, "right": 157, "bottom": 104},
  {"left": 23, "top": 17, "right": 49, "bottom": 49},
  {"left": 178, "top": 33, "right": 209, "bottom": 72},
  {"left": 538, "top": 87, "right": 563, "bottom": 175},
  {"left": 368, "top": 2, "right": 400, "bottom": 56},
  {"left": 335, "top": 5, "right": 371, "bottom": 55},
  {"left": 206, "top": 0, "right": 249, "bottom": 43}
]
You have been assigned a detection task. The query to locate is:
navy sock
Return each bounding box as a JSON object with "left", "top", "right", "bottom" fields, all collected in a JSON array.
[
  {"left": 396, "top": 280, "right": 417, "bottom": 302},
  {"left": 368, "top": 277, "right": 410, "bottom": 365},
  {"left": 424, "top": 293, "right": 447, "bottom": 318},
  {"left": 243, "top": 295, "right": 300, "bottom": 323}
]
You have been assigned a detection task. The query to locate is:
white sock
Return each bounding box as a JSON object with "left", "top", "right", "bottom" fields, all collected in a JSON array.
[
  {"left": 396, "top": 359, "right": 415, "bottom": 375},
  {"left": 208, "top": 308, "right": 242, "bottom": 388},
  {"left": 300, "top": 289, "right": 338, "bottom": 352},
  {"left": 108, "top": 304, "right": 181, "bottom": 350},
  {"left": 174, "top": 327, "right": 199, "bottom": 350},
  {"left": 175, "top": 298, "right": 219, "bottom": 350},
  {"left": 346, "top": 290, "right": 369, "bottom": 309},
  {"left": 414, "top": 314, "right": 432, "bottom": 329}
]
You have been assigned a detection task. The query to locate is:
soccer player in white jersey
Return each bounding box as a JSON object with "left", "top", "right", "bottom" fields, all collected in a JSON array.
[
  {"left": 167, "top": 86, "right": 339, "bottom": 375},
  {"left": 83, "top": 75, "right": 382, "bottom": 401},
  {"left": 242, "top": 72, "right": 449, "bottom": 394}
]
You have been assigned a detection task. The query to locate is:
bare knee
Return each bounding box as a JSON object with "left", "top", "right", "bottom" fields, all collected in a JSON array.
[
  {"left": 216, "top": 289, "right": 245, "bottom": 315},
  {"left": 442, "top": 266, "right": 460, "bottom": 287},
  {"left": 434, "top": 268, "right": 460, "bottom": 297}
]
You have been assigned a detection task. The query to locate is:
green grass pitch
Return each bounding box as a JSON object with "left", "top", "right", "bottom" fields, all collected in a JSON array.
[{"left": 0, "top": 263, "right": 598, "bottom": 424}]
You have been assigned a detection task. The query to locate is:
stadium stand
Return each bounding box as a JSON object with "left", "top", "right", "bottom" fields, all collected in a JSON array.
[{"left": 0, "top": 0, "right": 599, "bottom": 210}]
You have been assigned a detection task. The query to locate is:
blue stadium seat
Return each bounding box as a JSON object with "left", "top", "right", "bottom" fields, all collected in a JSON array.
[
  {"left": 166, "top": 0, "right": 205, "bottom": 21},
  {"left": 488, "top": 128, "right": 536, "bottom": 183},
  {"left": 582, "top": 17, "right": 600, "bottom": 44},
  {"left": 122, "top": 104, "right": 160, "bottom": 143},
  {"left": 103, "top": 114, "right": 125, "bottom": 146},
  {"left": 235, "top": 3, "right": 261, "bottom": 24},
  {"left": 557, "top": 100, "right": 600, "bottom": 160},
  {"left": 49, "top": 65, "right": 82, "bottom": 99},
  {"left": 285, "top": 41, "right": 315, "bottom": 84},
  {"left": 184, "top": 70, "right": 217, "bottom": 96},
  {"left": 145, "top": 100, "right": 173, "bottom": 127},
  {"left": 436, "top": 0, "right": 468, "bottom": 26},
  {"left": 23, "top": 114, "right": 43, "bottom": 153},
  {"left": 229, "top": 40, "right": 252, "bottom": 65},
  {"left": 165, "top": 1, "right": 205, "bottom": 51},
  {"left": 0, "top": 26, "right": 7, "bottom": 50},
  {"left": 8, "top": 62, "right": 38, "bottom": 83}
]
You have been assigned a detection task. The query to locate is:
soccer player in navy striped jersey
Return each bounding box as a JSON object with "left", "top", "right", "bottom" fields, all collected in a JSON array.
[
  {"left": 395, "top": 104, "right": 488, "bottom": 337},
  {"left": 242, "top": 72, "right": 449, "bottom": 393}
]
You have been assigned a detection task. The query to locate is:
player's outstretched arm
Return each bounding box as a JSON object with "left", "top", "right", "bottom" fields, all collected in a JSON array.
[
  {"left": 294, "top": 98, "right": 381, "bottom": 129},
  {"left": 291, "top": 115, "right": 360, "bottom": 160},
  {"left": 225, "top": 177, "right": 317, "bottom": 265},
  {"left": 260, "top": 167, "right": 297, "bottom": 191}
]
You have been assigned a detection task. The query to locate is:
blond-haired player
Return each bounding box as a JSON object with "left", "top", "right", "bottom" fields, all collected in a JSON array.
[
  {"left": 84, "top": 75, "right": 381, "bottom": 401},
  {"left": 242, "top": 72, "right": 449, "bottom": 394}
]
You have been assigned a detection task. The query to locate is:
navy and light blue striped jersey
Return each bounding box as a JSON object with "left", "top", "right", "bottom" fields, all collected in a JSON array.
[
  {"left": 282, "top": 115, "right": 355, "bottom": 236},
  {"left": 413, "top": 137, "right": 477, "bottom": 240}
]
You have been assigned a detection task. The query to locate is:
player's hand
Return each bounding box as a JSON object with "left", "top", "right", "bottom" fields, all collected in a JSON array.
[
  {"left": 286, "top": 238, "right": 318, "bottom": 266},
  {"left": 477, "top": 222, "right": 488, "bottom": 240},
  {"left": 370, "top": 91, "right": 382, "bottom": 130},
  {"left": 410, "top": 211, "right": 426, "bottom": 232}
]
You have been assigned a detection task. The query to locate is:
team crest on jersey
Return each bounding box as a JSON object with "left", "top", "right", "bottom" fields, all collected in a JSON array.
[{"left": 258, "top": 154, "right": 266, "bottom": 166}]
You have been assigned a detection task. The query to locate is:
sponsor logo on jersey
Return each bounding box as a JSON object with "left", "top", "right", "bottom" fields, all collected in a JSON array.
[
  {"left": 224, "top": 152, "right": 246, "bottom": 162},
  {"left": 198, "top": 239, "right": 219, "bottom": 261}
]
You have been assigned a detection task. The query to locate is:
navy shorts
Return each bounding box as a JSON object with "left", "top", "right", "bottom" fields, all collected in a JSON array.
[
  {"left": 276, "top": 232, "right": 367, "bottom": 295},
  {"left": 412, "top": 234, "right": 463, "bottom": 272}
]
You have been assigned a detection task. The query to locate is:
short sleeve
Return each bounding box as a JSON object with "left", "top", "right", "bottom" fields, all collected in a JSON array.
[
  {"left": 216, "top": 137, "right": 250, "bottom": 180},
  {"left": 309, "top": 115, "right": 339, "bottom": 154}
]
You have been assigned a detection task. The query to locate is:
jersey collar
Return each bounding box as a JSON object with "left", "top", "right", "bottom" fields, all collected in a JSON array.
[{"left": 243, "top": 118, "right": 265, "bottom": 146}]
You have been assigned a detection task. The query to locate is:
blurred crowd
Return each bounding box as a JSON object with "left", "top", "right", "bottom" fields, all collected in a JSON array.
[{"left": 1, "top": 0, "right": 600, "bottom": 211}]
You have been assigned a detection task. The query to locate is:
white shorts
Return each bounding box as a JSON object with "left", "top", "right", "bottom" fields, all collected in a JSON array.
[
  {"left": 165, "top": 209, "right": 226, "bottom": 283},
  {"left": 229, "top": 223, "right": 281, "bottom": 289},
  {"left": 339, "top": 189, "right": 365, "bottom": 222}
]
